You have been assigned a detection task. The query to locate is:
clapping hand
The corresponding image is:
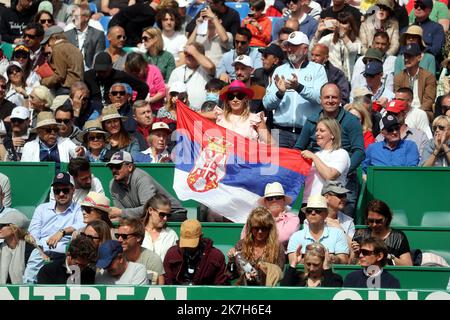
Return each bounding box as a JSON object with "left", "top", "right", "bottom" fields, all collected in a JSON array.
[{"left": 284, "top": 73, "right": 299, "bottom": 91}]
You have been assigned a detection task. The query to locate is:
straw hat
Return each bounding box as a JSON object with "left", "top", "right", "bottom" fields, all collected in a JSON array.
[
  {"left": 100, "top": 105, "right": 127, "bottom": 122},
  {"left": 301, "top": 194, "right": 328, "bottom": 213},
  {"left": 77, "top": 119, "right": 111, "bottom": 141},
  {"left": 257, "top": 182, "right": 293, "bottom": 206},
  {"left": 399, "top": 25, "right": 427, "bottom": 49},
  {"left": 31, "top": 111, "right": 59, "bottom": 132},
  {"left": 80, "top": 191, "right": 111, "bottom": 213}
]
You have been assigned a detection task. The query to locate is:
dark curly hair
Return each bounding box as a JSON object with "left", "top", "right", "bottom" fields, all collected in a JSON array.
[
  {"left": 156, "top": 7, "right": 182, "bottom": 32},
  {"left": 68, "top": 235, "right": 98, "bottom": 265}
]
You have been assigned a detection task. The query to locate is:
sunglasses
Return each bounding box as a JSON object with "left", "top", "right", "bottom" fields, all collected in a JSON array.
[
  {"left": 14, "top": 53, "right": 29, "bottom": 59},
  {"left": 116, "top": 35, "right": 126, "bottom": 40},
  {"left": 115, "top": 233, "right": 137, "bottom": 240},
  {"left": 386, "top": 125, "right": 400, "bottom": 133},
  {"left": 108, "top": 163, "right": 124, "bottom": 170},
  {"left": 141, "top": 36, "right": 152, "bottom": 42},
  {"left": 226, "top": 92, "right": 246, "bottom": 101},
  {"left": 305, "top": 208, "right": 325, "bottom": 214},
  {"left": 54, "top": 187, "right": 71, "bottom": 195},
  {"left": 44, "top": 127, "right": 59, "bottom": 134},
  {"left": 235, "top": 40, "right": 248, "bottom": 45},
  {"left": 251, "top": 226, "right": 270, "bottom": 232},
  {"left": 23, "top": 33, "right": 37, "bottom": 39},
  {"left": 88, "top": 134, "right": 105, "bottom": 141},
  {"left": 433, "top": 125, "right": 446, "bottom": 131},
  {"left": 377, "top": 5, "right": 390, "bottom": 11},
  {"left": 265, "top": 195, "right": 284, "bottom": 201},
  {"left": 414, "top": 4, "right": 426, "bottom": 10},
  {"left": 0, "top": 223, "right": 10, "bottom": 229},
  {"left": 360, "top": 249, "right": 375, "bottom": 256},
  {"left": 81, "top": 206, "right": 94, "bottom": 214},
  {"left": 329, "top": 192, "right": 347, "bottom": 199},
  {"left": 111, "top": 91, "right": 126, "bottom": 96},
  {"left": 11, "top": 118, "right": 26, "bottom": 124},
  {"left": 40, "top": 19, "right": 53, "bottom": 24},
  {"left": 55, "top": 118, "right": 71, "bottom": 125},
  {"left": 80, "top": 232, "right": 100, "bottom": 240},
  {"left": 367, "top": 218, "right": 384, "bottom": 224},
  {"left": 7, "top": 68, "right": 22, "bottom": 75}
]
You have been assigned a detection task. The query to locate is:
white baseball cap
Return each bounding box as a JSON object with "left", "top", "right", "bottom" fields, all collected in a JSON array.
[
  {"left": 232, "top": 55, "right": 253, "bottom": 68},
  {"left": 283, "top": 31, "right": 309, "bottom": 46},
  {"left": 10, "top": 106, "right": 30, "bottom": 120},
  {"left": 169, "top": 81, "right": 187, "bottom": 93}
]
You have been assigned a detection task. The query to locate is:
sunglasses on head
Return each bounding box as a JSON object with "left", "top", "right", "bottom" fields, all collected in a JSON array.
[
  {"left": 115, "top": 233, "right": 137, "bottom": 240},
  {"left": 116, "top": 35, "right": 126, "bottom": 40},
  {"left": 39, "top": 19, "right": 53, "bottom": 24},
  {"left": 265, "top": 195, "right": 284, "bottom": 201},
  {"left": 81, "top": 206, "right": 94, "bottom": 214},
  {"left": 305, "top": 208, "right": 325, "bottom": 214},
  {"left": 367, "top": 218, "right": 384, "bottom": 224},
  {"left": 80, "top": 232, "right": 100, "bottom": 240},
  {"left": 433, "top": 125, "right": 446, "bottom": 131},
  {"left": 55, "top": 118, "right": 71, "bottom": 125},
  {"left": 108, "top": 163, "right": 124, "bottom": 170},
  {"left": 44, "top": 127, "right": 59, "bottom": 134},
  {"left": 226, "top": 92, "right": 246, "bottom": 101},
  {"left": 88, "top": 134, "right": 105, "bottom": 141},
  {"left": 360, "top": 249, "right": 375, "bottom": 256},
  {"left": 111, "top": 91, "right": 126, "bottom": 96},
  {"left": 0, "top": 223, "right": 10, "bottom": 229},
  {"left": 11, "top": 118, "right": 25, "bottom": 124},
  {"left": 23, "top": 33, "right": 37, "bottom": 39},
  {"left": 386, "top": 125, "right": 400, "bottom": 133},
  {"left": 54, "top": 187, "right": 71, "bottom": 195}
]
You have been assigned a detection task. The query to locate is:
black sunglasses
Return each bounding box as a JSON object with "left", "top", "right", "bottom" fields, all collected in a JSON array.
[
  {"left": 11, "top": 118, "right": 26, "bottom": 124},
  {"left": 116, "top": 35, "right": 126, "bottom": 40},
  {"left": 54, "top": 187, "right": 71, "bottom": 195},
  {"left": 386, "top": 125, "right": 401, "bottom": 133},
  {"left": 142, "top": 36, "right": 151, "bottom": 42},
  {"left": 115, "top": 233, "right": 137, "bottom": 240},
  {"left": 39, "top": 19, "right": 53, "bottom": 24},
  {"left": 377, "top": 5, "right": 390, "bottom": 11},
  {"left": 265, "top": 195, "right": 284, "bottom": 201},
  {"left": 235, "top": 40, "right": 248, "bottom": 45},
  {"left": 226, "top": 92, "right": 246, "bottom": 101},
  {"left": 23, "top": 33, "right": 37, "bottom": 39},
  {"left": 14, "top": 52, "right": 29, "bottom": 59},
  {"left": 305, "top": 208, "right": 325, "bottom": 214},
  {"left": 367, "top": 218, "right": 384, "bottom": 224},
  {"left": 360, "top": 249, "right": 375, "bottom": 256},
  {"left": 55, "top": 118, "right": 71, "bottom": 125},
  {"left": 44, "top": 127, "right": 59, "bottom": 134},
  {"left": 433, "top": 125, "right": 446, "bottom": 131},
  {"left": 111, "top": 91, "right": 126, "bottom": 96},
  {"left": 0, "top": 223, "right": 10, "bottom": 229},
  {"left": 81, "top": 206, "right": 94, "bottom": 214},
  {"left": 251, "top": 226, "right": 270, "bottom": 232},
  {"left": 329, "top": 192, "right": 347, "bottom": 199},
  {"left": 88, "top": 134, "right": 105, "bottom": 141},
  {"left": 80, "top": 232, "right": 100, "bottom": 240},
  {"left": 7, "top": 68, "right": 22, "bottom": 75},
  {"left": 108, "top": 163, "right": 124, "bottom": 170},
  {"left": 414, "top": 4, "right": 426, "bottom": 10}
]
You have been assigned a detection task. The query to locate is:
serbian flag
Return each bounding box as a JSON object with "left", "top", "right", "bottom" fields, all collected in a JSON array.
[{"left": 173, "top": 101, "right": 311, "bottom": 222}]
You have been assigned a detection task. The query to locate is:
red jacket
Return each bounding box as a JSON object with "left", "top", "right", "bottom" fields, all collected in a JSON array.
[{"left": 163, "top": 238, "right": 229, "bottom": 285}]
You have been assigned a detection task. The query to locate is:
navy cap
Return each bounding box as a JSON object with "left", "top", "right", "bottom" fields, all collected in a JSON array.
[
  {"left": 363, "top": 60, "right": 383, "bottom": 77},
  {"left": 415, "top": 0, "right": 433, "bottom": 9},
  {"left": 51, "top": 172, "right": 73, "bottom": 186},
  {"left": 403, "top": 43, "right": 422, "bottom": 56},
  {"left": 93, "top": 52, "right": 112, "bottom": 71},
  {"left": 382, "top": 114, "right": 399, "bottom": 130},
  {"left": 96, "top": 240, "right": 123, "bottom": 269},
  {"left": 258, "top": 44, "right": 284, "bottom": 60}
]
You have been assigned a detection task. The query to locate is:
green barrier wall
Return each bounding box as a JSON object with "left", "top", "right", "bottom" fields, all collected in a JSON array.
[
  {"left": 0, "top": 285, "right": 448, "bottom": 300},
  {"left": 356, "top": 167, "right": 450, "bottom": 226}
]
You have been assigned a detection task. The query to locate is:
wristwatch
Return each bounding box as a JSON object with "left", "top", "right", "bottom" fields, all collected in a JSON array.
[{"left": 59, "top": 229, "right": 66, "bottom": 236}]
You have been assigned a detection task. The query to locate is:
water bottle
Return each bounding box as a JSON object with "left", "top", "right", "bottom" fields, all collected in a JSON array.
[{"left": 234, "top": 252, "right": 263, "bottom": 284}]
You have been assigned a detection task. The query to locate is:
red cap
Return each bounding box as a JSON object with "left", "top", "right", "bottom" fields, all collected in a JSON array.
[{"left": 386, "top": 100, "right": 408, "bottom": 113}]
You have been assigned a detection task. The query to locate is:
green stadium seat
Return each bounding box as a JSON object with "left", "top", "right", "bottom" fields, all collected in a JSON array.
[
  {"left": 13, "top": 205, "right": 36, "bottom": 220},
  {"left": 420, "top": 211, "right": 450, "bottom": 227},
  {"left": 391, "top": 210, "right": 409, "bottom": 227}
]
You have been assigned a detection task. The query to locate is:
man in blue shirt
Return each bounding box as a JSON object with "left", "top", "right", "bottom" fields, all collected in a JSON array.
[
  {"left": 23, "top": 172, "right": 85, "bottom": 283},
  {"left": 216, "top": 27, "right": 263, "bottom": 83},
  {"left": 263, "top": 31, "right": 327, "bottom": 148},
  {"left": 362, "top": 114, "right": 420, "bottom": 176}
]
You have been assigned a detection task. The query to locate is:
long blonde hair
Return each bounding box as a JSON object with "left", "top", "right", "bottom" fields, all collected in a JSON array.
[
  {"left": 242, "top": 207, "right": 280, "bottom": 265},
  {"left": 317, "top": 117, "right": 342, "bottom": 150},
  {"left": 345, "top": 102, "right": 373, "bottom": 132}
]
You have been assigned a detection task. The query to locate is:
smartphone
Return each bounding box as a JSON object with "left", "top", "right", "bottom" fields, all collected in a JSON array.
[{"left": 197, "top": 19, "right": 208, "bottom": 35}]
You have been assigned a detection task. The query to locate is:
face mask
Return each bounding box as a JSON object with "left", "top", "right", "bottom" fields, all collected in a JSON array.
[{"left": 205, "top": 92, "right": 219, "bottom": 104}]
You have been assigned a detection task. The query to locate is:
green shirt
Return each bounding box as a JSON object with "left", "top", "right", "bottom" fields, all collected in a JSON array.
[
  {"left": 144, "top": 50, "right": 176, "bottom": 83},
  {"left": 0, "top": 42, "right": 13, "bottom": 59},
  {"left": 394, "top": 52, "right": 436, "bottom": 76},
  {"left": 409, "top": 1, "right": 449, "bottom": 24}
]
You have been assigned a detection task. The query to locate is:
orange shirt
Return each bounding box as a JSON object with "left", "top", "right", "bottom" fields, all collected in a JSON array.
[{"left": 243, "top": 15, "right": 272, "bottom": 47}]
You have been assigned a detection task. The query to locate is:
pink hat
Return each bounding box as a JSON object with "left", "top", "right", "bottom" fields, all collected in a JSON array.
[{"left": 219, "top": 80, "right": 254, "bottom": 102}]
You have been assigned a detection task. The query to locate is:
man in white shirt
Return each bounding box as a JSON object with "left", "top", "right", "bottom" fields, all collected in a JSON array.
[
  {"left": 168, "top": 42, "right": 215, "bottom": 111},
  {"left": 95, "top": 240, "right": 149, "bottom": 285}
]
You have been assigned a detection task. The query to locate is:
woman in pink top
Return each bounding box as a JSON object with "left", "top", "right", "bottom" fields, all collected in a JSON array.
[
  {"left": 241, "top": 182, "right": 300, "bottom": 250},
  {"left": 215, "top": 80, "right": 272, "bottom": 144},
  {"left": 124, "top": 52, "right": 166, "bottom": 113}
]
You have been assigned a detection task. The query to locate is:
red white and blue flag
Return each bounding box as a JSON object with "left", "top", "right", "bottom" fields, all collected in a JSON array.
[{"left": 173, "top": 101, "right": 311, "bottom": 222}]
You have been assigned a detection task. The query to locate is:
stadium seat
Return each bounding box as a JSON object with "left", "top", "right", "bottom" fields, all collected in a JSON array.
[
  {"left": 99, "top": 16, "right": 112, "bottom": 48},
  {"left": 420, "top": 211, "right": 450, "bottom": 227},
  {"left": 391, "top": 209, "right": 409, "bottom": 227},
  {"left": 225, "top": 2, "right": 250, "bottom": 22},
  {"left": 269, "top": 16, "right": 283, "bottom": 42}
]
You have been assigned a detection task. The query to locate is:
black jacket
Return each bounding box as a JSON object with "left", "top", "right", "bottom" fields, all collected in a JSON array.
[
  {"left": 343, "top": 269, "right": 400, "bottom": 289},
  {"left": 37, "top": 258, "right": 96, "bottom": 285},
  {"left": 280, "top": 266, "right": 343, "bottom": 287},
  {"left": 83, "top": 69, "right": 149, "bottom": 104}
]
